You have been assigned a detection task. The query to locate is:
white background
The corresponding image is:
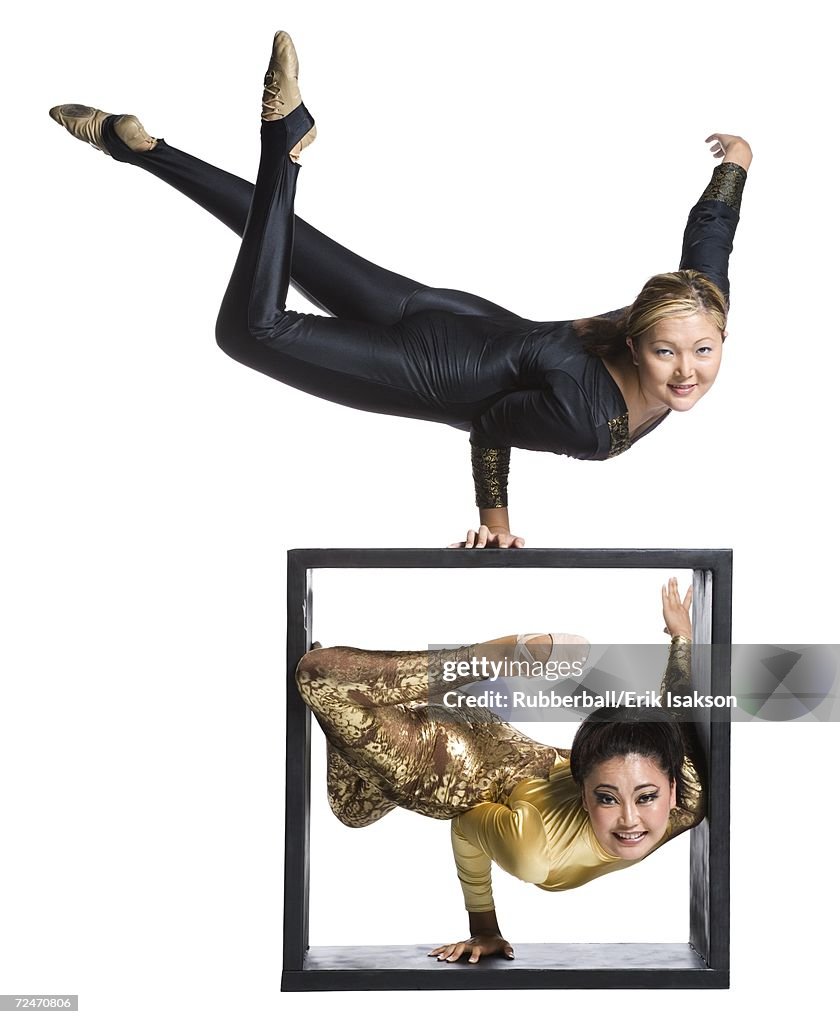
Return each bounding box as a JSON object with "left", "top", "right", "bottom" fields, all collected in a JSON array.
[{"left": 3, "top": 0, "right": 838, "bottom": 1017}]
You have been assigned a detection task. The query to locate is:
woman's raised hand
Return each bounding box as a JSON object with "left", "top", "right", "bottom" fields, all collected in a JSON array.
[
  {"left": 662, "top": 577, "right": 692, "bottom": 638},
  {"left": 449, "top": 525, "right": 525, "bottom": 549},
  {"left": 705, "top": 133, "right": 752, "bottom": 171},
  {"left": 428, "top": 933, "right": 515, "bottom": 964}
]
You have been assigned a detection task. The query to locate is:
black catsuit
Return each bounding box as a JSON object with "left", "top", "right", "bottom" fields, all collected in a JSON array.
[{"left": 101, "top": 111, "right": 746, "bottom": 506}]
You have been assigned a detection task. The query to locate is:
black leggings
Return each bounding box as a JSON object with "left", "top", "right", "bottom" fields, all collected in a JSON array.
[{"left": 102, "top": 113, "right": 532, "bottom": 428}]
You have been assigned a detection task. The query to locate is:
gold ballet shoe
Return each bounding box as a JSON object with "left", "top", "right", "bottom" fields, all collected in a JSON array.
[
  {"left": 262, "top": 31, "right": 317, "bottom": 159},
  {"left": 49, "top": 104, "right": 157, "bottom": 155},
  {"left": 514, "top": 633, "right": 591, "bottom": 667}
]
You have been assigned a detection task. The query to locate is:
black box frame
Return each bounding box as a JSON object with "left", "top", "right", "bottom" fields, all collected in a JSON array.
[{"left": 282, "top": 549, "right": 732, "bottom": 991}]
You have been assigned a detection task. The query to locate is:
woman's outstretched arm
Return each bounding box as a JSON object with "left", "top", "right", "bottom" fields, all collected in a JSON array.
[
  {"left": 659, "top": 579, "right": 706, "bottom": 832},
  {"left": 679, "top": 133, "right": 751, "bottom": 300}
]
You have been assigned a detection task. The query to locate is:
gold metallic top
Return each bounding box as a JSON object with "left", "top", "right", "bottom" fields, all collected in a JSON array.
[
  {"left": 451, "top": 636, "right": 704, "bottom": 911},
  {"left": 452, "top": 750, "right": 703, "bottom": 911},
  {"left": 472, "top": 444, "right": 511, "bottom": 508},
  {"left": 699, "top": 162, "right": 748, "bottom": 213}
]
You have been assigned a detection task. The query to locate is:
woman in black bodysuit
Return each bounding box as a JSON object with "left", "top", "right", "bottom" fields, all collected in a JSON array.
[{"left": 49, "top": 31, "right": 751, "bottom": 547}]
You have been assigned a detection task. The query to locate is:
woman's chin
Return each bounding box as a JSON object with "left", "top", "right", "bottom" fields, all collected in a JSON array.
[{"left": 664, "top": 384, "right": 708, "bottom": 411}]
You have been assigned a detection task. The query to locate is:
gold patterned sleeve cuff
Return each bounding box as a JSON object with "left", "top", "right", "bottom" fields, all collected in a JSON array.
[
  {"left": 659, "top": 630, "right": 692, "bottom": 696},
  {"left": 659, "top": 635, "right": 692, "bottom": 704},
  {"left": 659, "top": 636, "right": 707, "bottom": 829},
  {"left": 699, "top": 162, "right": 748, "bottom": 213},
  {"left": 471, "top": 444, "right": 511, "bottom": 509}
]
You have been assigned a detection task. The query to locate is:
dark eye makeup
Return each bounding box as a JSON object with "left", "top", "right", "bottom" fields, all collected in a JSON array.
[{"left": 593, "top": 788, "right": 659, "bottom": 806}]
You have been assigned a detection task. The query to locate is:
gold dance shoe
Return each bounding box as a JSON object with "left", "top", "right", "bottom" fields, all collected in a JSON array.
[
  {"left": 49, "top": 104, "right": 157, "bottom": 155},
  {"left": 262, "top": 31, "right": 316, "bottom": 158}
]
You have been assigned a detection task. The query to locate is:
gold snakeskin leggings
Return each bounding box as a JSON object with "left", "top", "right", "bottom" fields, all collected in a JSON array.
[{"left": 295, "top": 646, "right": 557, "bottom": 827}]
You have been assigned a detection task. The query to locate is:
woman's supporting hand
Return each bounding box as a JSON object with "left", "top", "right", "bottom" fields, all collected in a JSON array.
[
  {"left": 662, "top": 577, "right": 693, "bottom": 638},
  {"left": 428, "top": 933, "right": 515, "bottom": 964},
  {"left": 705, "top": 132, "right": 752, "bottom": 171},
  {"left": 449, "top": 506, "right": 525, "bottom": 548},
  {"left": 450, "top": 525, "right": 525, "bottom": 549}
]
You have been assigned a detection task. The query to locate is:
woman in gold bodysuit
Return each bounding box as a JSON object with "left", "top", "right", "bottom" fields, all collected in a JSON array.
[{"left": 295, "top": 579, "right": 702, "bottom": 963}]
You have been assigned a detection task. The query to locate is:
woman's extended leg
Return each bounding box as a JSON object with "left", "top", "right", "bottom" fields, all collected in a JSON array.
[
  {"left": 90, "top": 116, "right": 517, "bottom": 324},
  {"left": 50, "top": 38, "right": 528, "bottom": 422}
]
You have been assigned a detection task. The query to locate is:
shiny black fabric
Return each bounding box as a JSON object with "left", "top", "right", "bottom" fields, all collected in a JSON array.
[{"left": 102, "top": 118, "right": 740, "bottom": 458}]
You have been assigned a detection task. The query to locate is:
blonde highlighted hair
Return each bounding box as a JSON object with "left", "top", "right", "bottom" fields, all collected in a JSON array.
[{"left": 575, "top": 270, "right": 728, "bottom": 359}]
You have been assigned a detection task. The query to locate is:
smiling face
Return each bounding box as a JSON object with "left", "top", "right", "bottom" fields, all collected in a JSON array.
[
  {"left": 628, "top": 312, "right": 724, "bottom": 412},
  {"left": 580, "top": 754, "right": 677, "bottom": 860}
]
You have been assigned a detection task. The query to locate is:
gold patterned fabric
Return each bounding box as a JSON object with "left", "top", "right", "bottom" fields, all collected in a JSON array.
[
  {"left": 606, "top": 413, "right": 631, "bottom": 458},
  {"left": 699, "top": 162, "right": 748, "bottom": 213},
  {"left": 325, "top": 743, "right": 396, "bottom": 828},
  {"left": 471, "top": 444, "right": 511, "bottom": 509},
  {"left": 296, "top": 646, "right": 556, "bottom": 820}
]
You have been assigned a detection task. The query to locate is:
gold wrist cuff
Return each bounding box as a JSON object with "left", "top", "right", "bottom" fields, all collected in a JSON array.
[
  {"left": 699, "top": 162, "right": 747, "bottom": 213},
  {"left": 471, "top": 445, "right": 510, "bottom": 509}
]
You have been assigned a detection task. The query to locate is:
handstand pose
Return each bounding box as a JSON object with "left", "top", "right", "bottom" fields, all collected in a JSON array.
[
  {"left": 50, "top": 32, "right": 751, "bottom": 547},
  {"left": 296, "top": 579, "right": 701, "bottom": 962}
]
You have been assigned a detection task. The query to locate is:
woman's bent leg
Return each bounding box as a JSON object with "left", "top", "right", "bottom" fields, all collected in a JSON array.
[
  {"left": 101, "top": 118, "right": 517, "bottom": 323},
  {"left": 213, "top": 110, "right": 322, "bottom": 363},
  {"left": 326, "top": 743, "right": 396, "bottom": 827},
  {"left": 210, "top": 114, "right": 504, "bottom": 421},
  {"left": 296, "top": 645, "right": 557, "bottom": 819},
  {"left": 296, "top": 644, "right": 484, "bottom": 720}
]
